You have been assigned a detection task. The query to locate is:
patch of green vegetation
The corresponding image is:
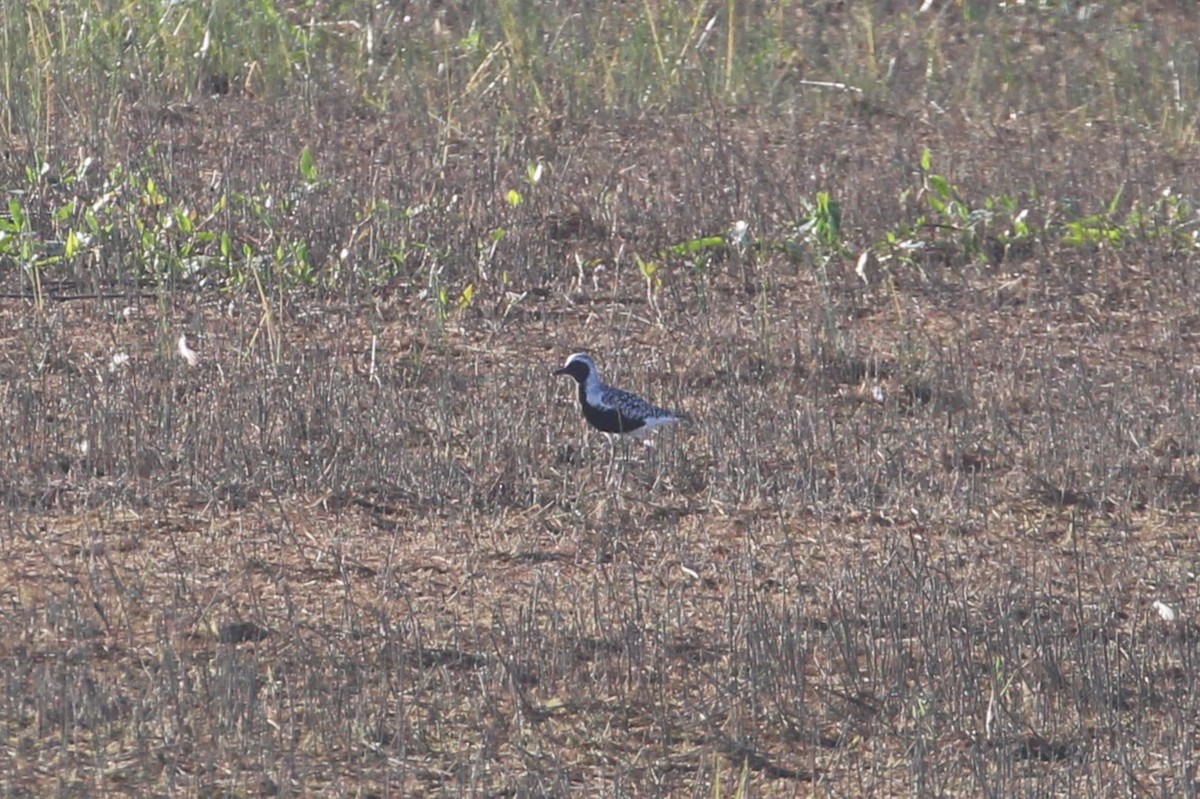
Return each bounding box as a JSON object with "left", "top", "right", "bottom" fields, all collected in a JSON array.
[{"left": 1058, "top": 187, "right": 1199, "bottom": 252}]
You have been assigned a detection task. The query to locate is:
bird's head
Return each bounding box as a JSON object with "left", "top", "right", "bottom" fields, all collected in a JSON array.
[{"left": 554, "top": 352, "right": 596, "bottom": 384}]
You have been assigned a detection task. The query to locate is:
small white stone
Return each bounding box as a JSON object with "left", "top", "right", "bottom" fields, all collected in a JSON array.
[
  {"left": 1152, "top": 600, "right": 1177, "bottom": 623},
  {"left": 178, "top": 334, "right": 200, "bottom": 367}
]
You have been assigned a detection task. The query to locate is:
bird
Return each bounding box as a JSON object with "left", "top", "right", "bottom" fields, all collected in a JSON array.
[{"left": 554, "top": 353, "right": 686, "bottom": 441}]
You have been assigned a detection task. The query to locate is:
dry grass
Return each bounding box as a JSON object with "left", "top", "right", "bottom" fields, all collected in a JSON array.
[{"left": 4, "top": 2, "right": 1200, "bottom": 797}]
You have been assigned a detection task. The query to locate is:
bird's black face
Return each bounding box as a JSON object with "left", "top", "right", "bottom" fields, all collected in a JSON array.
[{"left": 554, "top": 358, "right": 591, "bottom": 384}]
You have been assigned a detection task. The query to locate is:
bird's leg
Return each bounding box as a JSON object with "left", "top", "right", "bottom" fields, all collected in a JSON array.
[
  {"left": 647, "top": 437, "right": 663, "bottom": 491},
  {"left": 604, "top": 433, "right": 622, "bottom": 489}
]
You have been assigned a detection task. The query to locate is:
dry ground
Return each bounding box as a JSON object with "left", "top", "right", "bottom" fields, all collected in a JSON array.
[{"left": 4, "top": 2, "right": 1200, "bottom": 797}]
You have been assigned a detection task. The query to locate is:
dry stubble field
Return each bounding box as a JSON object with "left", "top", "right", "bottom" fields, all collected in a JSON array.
[{"left": 3, "top": 2, "right": 1200, "bottom": 797}]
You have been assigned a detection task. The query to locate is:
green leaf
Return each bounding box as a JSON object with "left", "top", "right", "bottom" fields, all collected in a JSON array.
[
  {"left": 8, "top": 198, "right": 27, "bottom": 227},
  {"left": 920, "top": 148, "right": 933, "bottom": 172},
  {"left": 505, "top": 189, "right": 523, "bottom": 207},
  {"left": 144, "top": 177, "right": 164, "bottom": 206},
  {"left": 458, "top": 283, "right": 476, "bottom": 308},
  {"left": 666, "top": 236, "right": 724, "bottom": 256},
  {"left": 814, "top": 191, "right": 843, "bottom": 247},
  {"left": 459, "top": 27, "right": 482, "bottom": 52},
  {"left": 299, "top": 147, "right": 318, "bottom": 182},
  {"left": 54, "top": 199, "right": 76, "bottom": 222},
  {"left": 175, "top": 209, "right": 194, "bottom": 236},
  {"left": 636, "top": 255, "right": 659, "bottom": 278},
  {"left": 65, "top": 230, "right": 81, "bottom": 259},
  {"left": 929, "top": 174, "right": 952, "bottom": 200},
  {"left": 1106, "top": 187, "right": 1124, "bottom": 217}
]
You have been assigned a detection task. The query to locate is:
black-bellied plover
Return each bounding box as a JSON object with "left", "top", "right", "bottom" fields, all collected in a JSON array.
[{"left": 554, "top": 353, "right": 686, "bottom": 440}]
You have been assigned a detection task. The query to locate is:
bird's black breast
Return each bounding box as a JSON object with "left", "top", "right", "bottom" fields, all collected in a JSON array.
[{"left": 580, "top": 398, "right": 647, "bottom": 435}]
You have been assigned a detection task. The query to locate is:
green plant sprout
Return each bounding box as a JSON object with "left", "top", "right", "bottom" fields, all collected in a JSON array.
[
  {"left": 795, "top": 190, "right": 844, "bottom": 253},
  {"left": 298, "top": 147, "right": 331, "bottom": 193},
  {"left": 636, "top": 253, "right": 663, "bottom": 317},
  {"left": 458, "top": 282, "right": 476, "bottom": 309},
  {"left": 875, "top": 150, "right": 1030, "bottom": 272}
]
